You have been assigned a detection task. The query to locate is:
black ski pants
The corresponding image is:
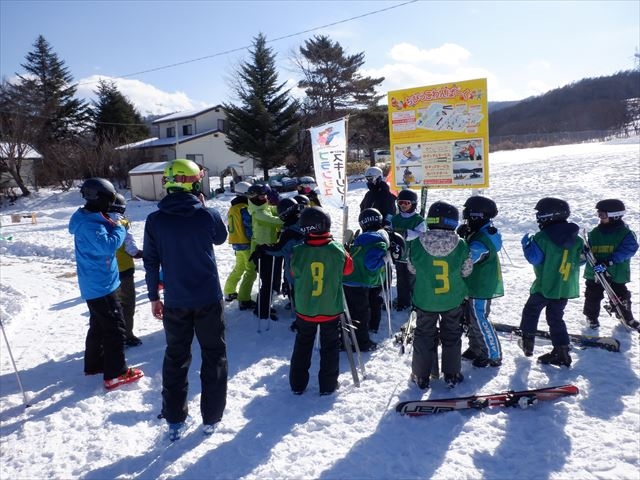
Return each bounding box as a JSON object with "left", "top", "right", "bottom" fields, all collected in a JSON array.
[
  {"left": 161, "top": 301, "right": 228, "bottom": 425},
  {"left": 520, "top": 292, "right": 570, "bottom": 347},
  {"left": 84, "top": 291, "right": 127, "bottom": 380},
  {"left": 394, "top": 260, "right": 415, "bottom": 309},
  {"left": 583, "top": 279, "right": 634, "bottom": 321},
  {"left": 289, "top": 316, "right": 340, "bottom": 394},
  {"left": 343, "top": 285, "right": 374, "bottom": 348},
  {"left": 256, "top": 254, "right": 283, "bottom": 319},
  {"left": 411, "top": 306, "right": 463, "bottom": 379},
  {"left": 116, "top": 271, "right": 136, "bottom": 339}
]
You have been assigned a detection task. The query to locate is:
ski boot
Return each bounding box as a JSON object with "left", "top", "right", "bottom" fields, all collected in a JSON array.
[
  {"left": 444, "top": 373, "right": 464, "bottom": 389},
  {"left": 586, "top": 317, "right": 600, "bottom": 329},
  {"left": 238, "top": 299, "right": 257, "bottom": 310},
  {"left": 518, "top": 333, "right": 535, "bottom": 357},
  {"left": 461, "top": 348, "right": 477, "bottom": 361},
  {"left": 411, "top": 373, "right": 430, "bottom": 390},
  {"left": 537, "top": 345, "right": 572, "bottom": 367}
]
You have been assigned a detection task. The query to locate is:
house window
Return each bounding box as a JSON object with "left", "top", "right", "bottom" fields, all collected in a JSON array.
[
  {"left": 217, "top": 119, "right": 226, "bottom": 132},
  {"left": 166, "top": 127, "right": 175, "bottom": 137},
  {"left": 182, "top": 124, "right": 193, "bottom": 136}
]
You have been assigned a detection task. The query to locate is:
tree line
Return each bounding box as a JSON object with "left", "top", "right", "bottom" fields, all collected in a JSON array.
[
  {"left": 489, "top": 70, "right": 640, "bottom": 149},
  {"left": 0, "top": 34, "right": 388, "bottom": 196},
  {"left": 1, "top": 34, "right": 638, "bottom": 197}
]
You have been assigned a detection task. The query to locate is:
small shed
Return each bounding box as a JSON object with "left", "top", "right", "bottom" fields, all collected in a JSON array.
[{"left": 128, "top": 161, "right": 210, "bottom": 201}]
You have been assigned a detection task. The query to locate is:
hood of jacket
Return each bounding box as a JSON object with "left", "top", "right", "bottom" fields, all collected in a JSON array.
[
  {"left": 419, "top": 229, "right": 461, "bottom": 256},
  {"left": 230, "top": 195, "right": 248, "bottom": 207},
  {"left": 367, "top": 179, "right": 391, "bottom": 194},
  {"left": 354, "top": 229, "right": 390, "bottom": 248},
  {"left": 542, "top": 221, "right": 580, "bottom": 249},
  {"left": 158, "top": 191, "right": 204, "bottom": 217}
]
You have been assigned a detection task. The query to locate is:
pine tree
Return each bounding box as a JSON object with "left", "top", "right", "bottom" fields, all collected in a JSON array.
[
  {"left": 296, "top": 35, "right": 384, "bottom": 119},
  {"left": 15, "top": 35, "right": 91, "bottom": 151},
  {"left": 224, "top": 33, "right": 300, "bottom": 180},
  {"left": 93, "top": 79, "right": 149, "bottom": 146}
]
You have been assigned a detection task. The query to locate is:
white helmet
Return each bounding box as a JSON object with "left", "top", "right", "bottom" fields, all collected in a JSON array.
[
  {"left": 234, "top": 181, "right": 252, "bottom": 194},
  {"left": 365, "top": 166, "right": 383, "bottom": 184}
]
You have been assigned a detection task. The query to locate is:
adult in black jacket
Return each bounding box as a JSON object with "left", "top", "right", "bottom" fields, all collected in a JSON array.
[
  {"left": 143, "top": 158, "right": 228, "bottom": 441},
  {"left": 359, "top": 166, "right": 397, "bottom": 225}
]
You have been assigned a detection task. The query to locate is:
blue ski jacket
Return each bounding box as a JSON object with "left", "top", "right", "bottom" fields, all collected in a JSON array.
[
  {"left": 68, "top": 208, "right": 126, "bottom": 300},
  {"left": 143, "top": 191, "right": 227, "bottom": 308}
]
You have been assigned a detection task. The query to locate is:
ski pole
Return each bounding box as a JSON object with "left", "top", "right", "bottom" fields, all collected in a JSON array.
[
  {"left": 266, "top": 256, "right": 275, "bottom": 332},
  {"left": 342, "top": 290, "right": 366, "bottom": 380},
  {"left": 256, "top": 256, "right": 262, "bottom": 333},
  {"left": 0, "top": 320, "right": 31, "bottom": 408},
  {"left": 383, "top": 255, "right": 393, "bottom": 338},
  {"left": 500, "top": 245, "right": 517, "bottom": 267},
  {"left": 340, "top": 313, "right": 359, "bottom": 387}
]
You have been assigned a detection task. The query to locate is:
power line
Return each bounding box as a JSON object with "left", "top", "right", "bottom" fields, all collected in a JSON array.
[{"left": 75, "top": 1, "right": 418, "bottom": 87}]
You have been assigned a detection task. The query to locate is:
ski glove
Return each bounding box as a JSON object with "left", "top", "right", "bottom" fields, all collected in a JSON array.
[
  {"left": 593, "top": 260, "right": 612, "bottom": 274},
  {"left": 456, "top": 224, "right": 471, "bottom": 239},
  {"left": 249, "top": 244, "right": 268, "bottom": 266},
  {"left": 521, "top": 233, "right": 532, "bottom": 247}
]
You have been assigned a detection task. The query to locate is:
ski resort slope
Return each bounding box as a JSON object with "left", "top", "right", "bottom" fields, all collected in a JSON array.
[{"left": 0, "top": 138, "right": 638, "bottom": 479}]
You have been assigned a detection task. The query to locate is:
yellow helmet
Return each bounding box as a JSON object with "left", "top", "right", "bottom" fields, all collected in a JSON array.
[{"left": 163, "top": 159, "right": 204, "bottom": 193}]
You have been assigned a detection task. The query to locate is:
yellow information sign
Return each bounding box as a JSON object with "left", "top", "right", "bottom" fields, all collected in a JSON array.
[{"left": 387, "top": 78, "right": 489, "bottom": 189}]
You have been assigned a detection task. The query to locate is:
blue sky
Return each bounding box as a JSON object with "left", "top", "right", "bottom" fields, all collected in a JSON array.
[{"left": 1, "top": 0, "right": 638, "bottom": 116}]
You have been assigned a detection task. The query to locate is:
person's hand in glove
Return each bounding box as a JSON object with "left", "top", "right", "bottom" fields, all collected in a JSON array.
[
  {"left": 456, "top": 224, "right": 471, "bottom": 239},
  {"left": 249, "top": 245, "right": 267, "bottom": 266},
  {"left": 593, "top": 260, "right": 612, "bottom": 274}
]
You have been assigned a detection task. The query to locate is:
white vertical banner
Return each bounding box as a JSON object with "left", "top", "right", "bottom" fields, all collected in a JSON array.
[{"left": 309, "top": 118, "right": 348, "bottom": 210}]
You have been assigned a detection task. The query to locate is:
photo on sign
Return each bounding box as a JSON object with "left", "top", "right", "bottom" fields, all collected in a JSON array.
[{"left": 453, "top": 139, "right": 484, "bottom": 161}]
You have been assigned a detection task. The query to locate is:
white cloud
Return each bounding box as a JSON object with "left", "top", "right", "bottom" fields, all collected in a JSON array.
[
  {"left": 389, "top": 42, "right": 471, "bottom": 66},
  {"left": 75, "top": 75, "right": 209, "bottom": 116},
  {"left": 526, "top": 59, "right": 552, "bottom": 71},
  {"left": 363, "top": 63, "right": 500, "bottom": 100}
]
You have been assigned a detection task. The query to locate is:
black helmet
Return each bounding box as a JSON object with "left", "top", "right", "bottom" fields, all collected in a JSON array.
[
  {"left": 247, "top": 183, "right": 271, "bottom": 198},
  {"left": 80, "top": 178, "right": 116, "bottom": 213},
  {"left": 463, "top": 195, "right": 498, "bottom": 220},
  {"left": 277, "top": 197, "right": 302, "bottom": 222},
  {"left": 299, "top": 206, "right": 331, "bottom": 236},
  {"left": 109, "top": 193, "right": 127, "bottom": 214},
  {"left": 535, "top": 197, "right": 570, "bottom": 227},
  {"left": 359, "top": 208, "right": 383, "bottom": 231},
  {"left": 426, "top": 201, "right": 459, "bottom": 230},
  {"left": 397, "top": 189, "right": 418, "bottom": 212},
  {"left": 595, "top": 199, "right": 625, "bottom": 220},
  {"left": 294, "top": 194, "right": 310, "bottom": 206}
]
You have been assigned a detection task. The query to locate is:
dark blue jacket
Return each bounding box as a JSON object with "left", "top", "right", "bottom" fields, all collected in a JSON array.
[{"left": 143, "top": 192, "right": 227, "bottom": 308}]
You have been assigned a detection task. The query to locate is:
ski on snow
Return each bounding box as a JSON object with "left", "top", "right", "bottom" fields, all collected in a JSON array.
[
  {"left": 396, "top": 384, "right": 579, "bottom": 416},
  {"left": 394, "top": 318, "right": 620, "bottom": 352},
  {"left": 491, "top": 322, "right": 621, "bottom": 352}
]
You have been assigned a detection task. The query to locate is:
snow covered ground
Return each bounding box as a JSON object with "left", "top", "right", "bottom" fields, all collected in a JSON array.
[{"left": 0, "top": 139, "right": 639, "bottom": 479}]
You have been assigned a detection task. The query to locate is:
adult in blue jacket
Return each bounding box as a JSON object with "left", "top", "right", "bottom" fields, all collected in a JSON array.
[
  {"left": 68, "top": 178, "right": 143, "bottom": 390},
  {"left": 143, "top": 159, "right": 228, "bottom": 441}
]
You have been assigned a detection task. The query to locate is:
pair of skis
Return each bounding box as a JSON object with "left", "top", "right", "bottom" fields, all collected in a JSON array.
[
  {"left": 394, "top": 317, "right": 621, "bottom": 353},
  {"left": 492, "top": 322, "right": 621, "bottom": 352},
  {"left": 396, "top": 384, "right": 579, "bottom": 416},
  {"left": 341, "top": 290, "right": 366, "bottom": 388}
]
